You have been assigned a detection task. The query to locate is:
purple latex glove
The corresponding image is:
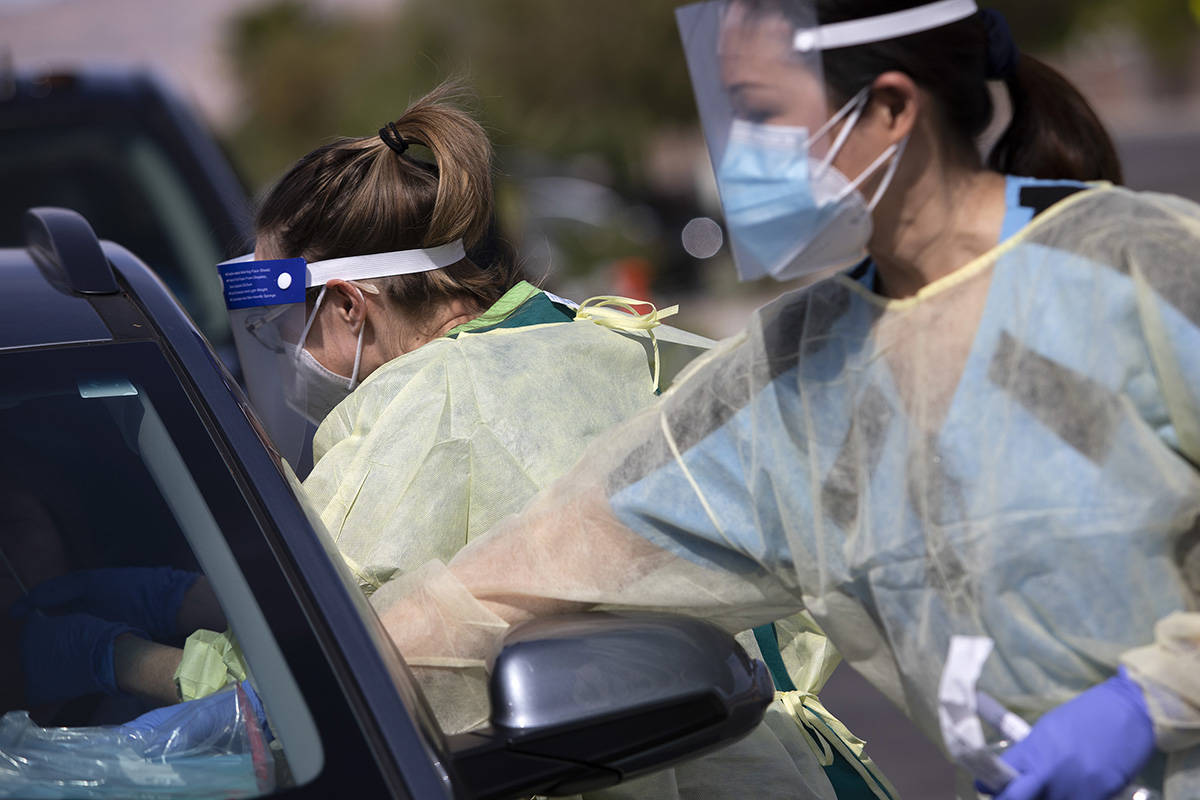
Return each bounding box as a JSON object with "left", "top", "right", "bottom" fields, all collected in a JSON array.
[
  {"left": 13, "top": 610, "right": 148, "bottom": 707},
  {"left": 993, "top": 667, "right": 1156, "bottom": 800},
  {"left": 122, "top": 681, "right": 271, "bottom": 757},
  {"left": 11, "top": 567, "right": 199, "bottom": 641}
]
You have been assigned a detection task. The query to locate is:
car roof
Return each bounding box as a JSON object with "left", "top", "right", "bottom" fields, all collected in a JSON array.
[
  {"left": 0, "top": 246, "right": 113, "bottom": 349},
  {"left": 2, "top": 68, "right": 176, "bottom": 115},
  {"left": 0, "top": 66, "right": 254, "bottom": 260}
]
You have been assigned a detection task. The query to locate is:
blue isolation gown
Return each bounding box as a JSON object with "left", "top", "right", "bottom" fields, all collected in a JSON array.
[{"left": 595, "top": 182, "right": 1200, "bottom": 794}]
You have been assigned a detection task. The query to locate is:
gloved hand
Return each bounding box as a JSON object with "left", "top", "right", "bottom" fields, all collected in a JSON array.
[
  {"left": 12, "top": 567, "right": 200, "bottom": 641},
  {"left": 122, "top": 680, "right": 272, "bottom": 757},
  {"left": 991, "top": 667, "right": 1156, "bottom": 800},
  {"left": 13, "top": 610, "right": 148, "bottom": 707}
]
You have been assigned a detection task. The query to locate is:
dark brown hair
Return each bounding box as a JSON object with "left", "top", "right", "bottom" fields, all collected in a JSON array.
[
  {"left": 988, "top": 54, "right": 1123, "bottom": 184},
  {"left": 740, "top": 0, "right": 1122, "bottom": 183},
  {"left": 256, "top": 82, "right": 524, "bottom": 321},
  {"left": 817, "top": 1, "right": 1122, "bottom": 182}
]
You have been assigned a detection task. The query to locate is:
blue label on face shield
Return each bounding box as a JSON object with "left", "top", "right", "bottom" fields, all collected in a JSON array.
[{"left": 218, "top": 258, "right": 306, "bottom": 309}]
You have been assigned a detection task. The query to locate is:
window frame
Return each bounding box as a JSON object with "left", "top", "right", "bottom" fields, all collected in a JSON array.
[{"left": 109, "top": 241, "right": 460, "bottom": 798}]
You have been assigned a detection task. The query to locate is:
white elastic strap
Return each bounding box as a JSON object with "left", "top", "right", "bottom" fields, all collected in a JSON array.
[
  {"left": 298, "top": 283, "right": 367, "bottom": 387},
  {"left": 348, "top": 323, "right": 365, "bottom": 390},
  {"left": 305, "top": 239, "right": 467, "bottom": 288},
  {"left": 298, "top": 285, "right": 328, "bottom": 350},
  {"left": 866, "top": 135, "right": 908, "bottom": 210},
  {"left": 812, "top": 87, "right": 868, "bottom": 145},
  {"left": 815, "top": 88, "right": 870, "bottom": 178},
  {"left": 793, "top": 0, "right": 978, "bottom": 52},
  {"left": 834, "top": 135, "right": 904, "bottom": 206}
]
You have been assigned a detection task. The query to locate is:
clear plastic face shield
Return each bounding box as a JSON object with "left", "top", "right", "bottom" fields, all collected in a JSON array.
[
  {"left": 218, "top": 241, "right": 467, "bottom": 474},
  {"left": 676, "top": 0, "right": 979, "bottom": 281}
]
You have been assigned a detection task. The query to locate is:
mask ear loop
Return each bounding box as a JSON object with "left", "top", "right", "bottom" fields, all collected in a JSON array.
[
  {"left": 813, "top": 88, "right": 871, "bottom": 178},
  {"left": 298, "top": 285, "right": 328, "bottom": 353},
  {"left": 865, "top": 135, "right": 908, "bottom": 210},
  {"left": 345, "top": 281, "right": 380, "bottom": 390},
  {"left": 348, "top": 311, "right": 366, "bottom": 390},
  {"left": 297, "top": 281, "right": 375, "bottom": 389},
  {"left": 832, "top": 127, "right": 908, "bottom": 207}
]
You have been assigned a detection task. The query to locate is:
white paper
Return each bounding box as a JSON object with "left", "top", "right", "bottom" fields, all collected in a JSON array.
[{"left": 937, "top": 635, "right": 1018, "bottom": 790}]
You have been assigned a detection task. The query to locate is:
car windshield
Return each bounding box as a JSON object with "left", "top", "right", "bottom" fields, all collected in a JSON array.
[
  {"left": 0, "top": 123, "right": 230, "bottom": 345},
  {"left": 0, "top": 341, "right": 321, "bottom": 797}
]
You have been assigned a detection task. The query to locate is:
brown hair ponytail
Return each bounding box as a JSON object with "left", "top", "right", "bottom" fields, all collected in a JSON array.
[
  {"left": 988, "top": 54, "right": 1124, "bottom": 184},
  {"left": 255, "top": 81, "right": 523, "bottom": 319},
  {"left": 379, "top": 82, "right": 494, "bottom": 249}
]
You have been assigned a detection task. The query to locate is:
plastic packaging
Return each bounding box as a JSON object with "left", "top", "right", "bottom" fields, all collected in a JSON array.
[{"left": 0, "top": 684, "right": 273, "bottom": 798}]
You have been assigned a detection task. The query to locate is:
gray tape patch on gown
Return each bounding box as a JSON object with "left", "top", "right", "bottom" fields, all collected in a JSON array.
[
  {"left": 987, "top": 330, "right": 1122, "bottom": 464},
  {"left": 820, "top": 384, "right": 894, "bottom": 531}
]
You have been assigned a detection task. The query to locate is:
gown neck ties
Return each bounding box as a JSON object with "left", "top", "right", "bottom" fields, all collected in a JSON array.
[{"left": 573, "top": 296, "right": 680, "bottom": 392}]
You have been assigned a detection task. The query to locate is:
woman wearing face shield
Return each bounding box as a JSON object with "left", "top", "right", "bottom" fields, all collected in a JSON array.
[{"left": 368, "top": 3, "right": 1200, "bottom": 799}]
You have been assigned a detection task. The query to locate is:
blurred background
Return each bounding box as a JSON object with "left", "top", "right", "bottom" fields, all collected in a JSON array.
[
  {"left": 2, "top": 2, "right": 1199, "bottom": 793},
  {"left": 6, "top": 0, "right": 1199, "bottom": 342}
]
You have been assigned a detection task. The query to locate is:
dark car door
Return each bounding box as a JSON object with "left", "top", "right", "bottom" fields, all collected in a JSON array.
[{"left": 0, "top": 329, "right": 451, "bottom": 797}]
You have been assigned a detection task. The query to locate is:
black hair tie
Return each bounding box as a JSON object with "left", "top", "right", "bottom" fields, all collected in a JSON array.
[
  {"left": 982, "top": 9, "right": 1020, "bottom": 80},
  {"left": 379, "top": 122, "right": 408, "bottom": 155}
]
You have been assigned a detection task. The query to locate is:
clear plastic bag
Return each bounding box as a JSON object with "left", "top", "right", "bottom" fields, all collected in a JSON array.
[{"left": 0, "top": 684, "right": 274, "bottom": 798}]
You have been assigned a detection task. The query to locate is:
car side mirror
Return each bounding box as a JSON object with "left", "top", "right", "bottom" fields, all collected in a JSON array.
[{"left": 445, "top": 612, "right": 774, "bottom": 800}]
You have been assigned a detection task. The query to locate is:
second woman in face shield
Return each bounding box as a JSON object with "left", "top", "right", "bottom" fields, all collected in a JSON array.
[
  {"left": 249, "top": 85, "right": 711, "bottom": 605},
  {"left": 256, "top": 82, "right": 857, "bottom": 800},
  {"left": 367, "top": 3, "right": 1200, "bottom": 800}
]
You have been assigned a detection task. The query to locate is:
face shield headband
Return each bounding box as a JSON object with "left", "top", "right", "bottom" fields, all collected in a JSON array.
[
  {"left": 219, "top": 238, "right": 466, "bottom": 360},
  {"left": 219, "top": 239, "right": 468, "bottom": 295},
  {"left": 790, "top": 0, "right": 978, "bottom": 54},
  {"left": 218, "top": 240, "right": 468, "bottom": 459}
]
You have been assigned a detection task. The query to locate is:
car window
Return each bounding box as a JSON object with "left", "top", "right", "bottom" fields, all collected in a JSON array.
[
  {"left": 277, "top": 460, "right": 451, "bottom": 750},
  {"left": 0, "top": 123, "right": 229, "bottom": 344},
  {"left": 0, "top": 341, "right": 321, "bottom": 797}
]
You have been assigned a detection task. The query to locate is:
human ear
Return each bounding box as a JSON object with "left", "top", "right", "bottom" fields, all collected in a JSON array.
[
  {"left": 864, "top": 71, "right": 919, "bottom": 146},
  {"left": 325, "top": 279, "right": 368, "bottom": 331}
]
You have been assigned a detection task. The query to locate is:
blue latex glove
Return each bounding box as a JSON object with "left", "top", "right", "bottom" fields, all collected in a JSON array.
[
  {"left": 122, "top": 681, "right": 272, "bottom": 757},
  {"left": 992, "top": 667, "right": 1156, "bottom": 800},
  {"left": 13, "top": 610, "right": 148, "bottom": 707},
  {"left": 11, "top": 567, "right": 200, "bottom": 641}
]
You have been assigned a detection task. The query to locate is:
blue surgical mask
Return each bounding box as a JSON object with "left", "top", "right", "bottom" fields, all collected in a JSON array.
[{"left": 715, "top": 89, "right": 906, "bottom": 282}]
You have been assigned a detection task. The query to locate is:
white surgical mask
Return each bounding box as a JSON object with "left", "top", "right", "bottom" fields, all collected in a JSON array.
[
  {"left": 716, "top": 88, "right": 908, "bottom": 281},
  {"left": 284, "top": 284, "right": 368, "bottom": 424}
]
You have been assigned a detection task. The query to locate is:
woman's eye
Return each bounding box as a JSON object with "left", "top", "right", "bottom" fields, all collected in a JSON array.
[{"left": 737, "top": 107, "right": 777, "bottom": 124}]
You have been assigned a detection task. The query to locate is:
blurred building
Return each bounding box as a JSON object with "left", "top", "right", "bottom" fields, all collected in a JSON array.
[
  {"left": 5, "top": 0, "right": 1200, "bottom": 337},
  {"left": 0, "top": 0, "right": 392, "bottom": 128}
]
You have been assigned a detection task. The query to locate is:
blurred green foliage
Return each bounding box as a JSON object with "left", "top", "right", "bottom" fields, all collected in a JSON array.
[
  {"left": 227, "top": 0, "right": 697, "bottom": 193},
  {"left": 225, "top": 0, "right": 706, "bottom": 284},
  {"left": 222, "top": 0, "right": 1197, "bottom": 291},
  {"left": 226, "top": 0, "right": 1197, "bottom": 195}
]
